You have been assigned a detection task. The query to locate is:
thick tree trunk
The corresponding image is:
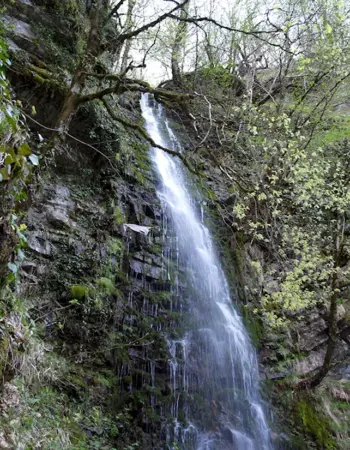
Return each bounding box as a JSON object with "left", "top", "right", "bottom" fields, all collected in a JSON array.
[
  {"left": 56, "top": 0, "right": 105, "bottom": 127},
  {"left": 56, "top": 94, "right": 80, "bottom": 130}
]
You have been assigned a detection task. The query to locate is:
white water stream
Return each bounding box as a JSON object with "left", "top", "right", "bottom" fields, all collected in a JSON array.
[{"left": 141, "top": 93, "right": 271, "bottom": 450}]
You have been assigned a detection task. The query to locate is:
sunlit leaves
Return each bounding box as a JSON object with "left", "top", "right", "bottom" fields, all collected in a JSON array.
[
  {"left": 0, "top": 22, "right": 34, "bottom": 286},
  {"left": 0, "top": 27, "right": 39, "bottom": 187},
  {"left": 224, "top": 100, "right": 350, "bottom": 329}
]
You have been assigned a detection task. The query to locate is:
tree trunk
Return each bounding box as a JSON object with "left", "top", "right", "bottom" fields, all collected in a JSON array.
[
  {"left": 56, "top": 94, "right": 80, "bottom": 130},
  {"left": 298, "top": 286, "right": 338, "bottom": 389},
  {"left": 297, "top": 216, "right": 344, "bottom": 389},
  {"left": 171, "top": 1, "right": 190, "bottom": 87},
  {"left": 120, "top": 0, "right": 136, "bottom": 74},
  {"left": 56, "top": 0, "right": 105, "bottom": 127}
]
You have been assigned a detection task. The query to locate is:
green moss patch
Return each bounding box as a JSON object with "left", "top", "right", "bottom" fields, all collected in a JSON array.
[{"left": 295, "top": 397, "right": 336, "bottom": 449}]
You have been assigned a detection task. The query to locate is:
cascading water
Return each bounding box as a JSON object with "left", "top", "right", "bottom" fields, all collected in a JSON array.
[{"left": 141, "top": 93, "right": 271, "bottom": 450}]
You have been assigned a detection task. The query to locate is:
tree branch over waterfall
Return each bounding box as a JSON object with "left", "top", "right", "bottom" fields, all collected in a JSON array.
[
  {"left": 56, "top": 0, "right": 191, "bottom": 125},
  {"left": 102, "top": 97, "right": 197, "bottom": 174},
  {"left": 104, "top": 0, "right": 191, "bottom": 49}
]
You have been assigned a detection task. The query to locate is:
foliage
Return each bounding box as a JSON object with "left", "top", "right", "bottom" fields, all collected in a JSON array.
[
  {"left": 216, "top": 100, "right": 350, "bottom": 328},
  {"left": 0, "top": 52, "right": 36, "bottom": 177},
  {"left": 0, "top": 365, "right": 131, "bottom": 449},
  {"left": 199, "top": 65, "right": 241, "bottom": 89},
  {"left": 0, "top": 21, "right": 38, "bottom": 287}
]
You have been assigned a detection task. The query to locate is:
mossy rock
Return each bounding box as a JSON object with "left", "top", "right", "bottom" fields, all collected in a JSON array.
[
  {"left": 295, "top": 397, "right": 336, "bottom": 449},
  {"left": 70, "top": 284, "right": 89, "bottom": 299},
  {"left": 97, "top": 277, "right": 116, "bottom": 294},
  {"left": 25, "top": 63, "right": 65, "bottom": 90}
]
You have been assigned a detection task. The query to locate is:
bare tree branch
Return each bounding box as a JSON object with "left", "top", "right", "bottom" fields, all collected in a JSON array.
[
  {"left": 106, "top": 0, "right": 128, "bottom": 23},
  {"left": 104, "top": 0, "right": 190, "bottom": 49},
  {"left": 168, "top": 14, "right": 294, "bottom": 54}
]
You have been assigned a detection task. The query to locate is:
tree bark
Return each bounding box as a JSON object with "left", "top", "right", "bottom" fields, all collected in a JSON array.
[
  {"left": 120, "top": 0, "right": 136, "bottom": 74},
  {"left": 56, "top": 0, "right": 105, "bottom": 127},
  {"left": 298, "top": 284, "right": 338, "bottom": 389},
  {"left": 55, "top": 0, "right": 191, "bottom": 127}
]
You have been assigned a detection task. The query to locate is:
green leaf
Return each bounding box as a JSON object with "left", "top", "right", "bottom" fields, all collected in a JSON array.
[
  {"left": 0, "top": 167, "right": 10, "bottom": 180},
  {"left": 4, "top": 153, "right": 15, "bottom": 165},
  {"left": 325, "top": 23, "right": 332, "bottom": 34},
  {"left": 69, "top": 299, "right": 80, "bottom": 305},
  {"left": 18, "top": 143, "right": 32, "bottom": 156},
  {"left": 6, "top": 272, "right": 15, "bottom": 282}
]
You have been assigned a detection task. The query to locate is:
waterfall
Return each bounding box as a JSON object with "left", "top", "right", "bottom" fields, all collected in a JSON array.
[{"left": 141, "top": 93, "right": 271, "bottom": 450}]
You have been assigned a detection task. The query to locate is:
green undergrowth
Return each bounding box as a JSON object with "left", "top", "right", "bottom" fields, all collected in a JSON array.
[
  {"left": 0, "top": 319, "right": 134, "bottom": 449},
  {"left": 295, "top": 396, "right": 336, "bottom": 449},
  {"left": 271, "top": 380, "right": 350, "bottom": 450},
  {"left": 319, "top": 381, "right": 350, "bottom": 450},
  {"left": 312, "top": 116, "right": 350, "bottom": 146}
]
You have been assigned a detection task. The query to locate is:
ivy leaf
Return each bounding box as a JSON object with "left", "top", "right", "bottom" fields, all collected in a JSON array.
[
  {"left": 6, "top": 272, "right": 15, "bottom": 283},
  {"left": 0, "top": 167, "right": 10, "bottom": 180},
  {"left": 18, "top": 143, "right": 32, "bottom": 156},
  {"left": 5, "top": 153, "right": 15, "bottom": 165}
]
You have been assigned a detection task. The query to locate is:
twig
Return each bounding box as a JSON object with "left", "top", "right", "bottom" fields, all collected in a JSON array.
[
  {"left": 21, "top": 111, "right": 119, "bottom": 171},
  {"left": 219, "top": 165, "right": 249, "bottom": 193},
  {"left": 194, "top": 92, "right": 212, "bottom": 144}
]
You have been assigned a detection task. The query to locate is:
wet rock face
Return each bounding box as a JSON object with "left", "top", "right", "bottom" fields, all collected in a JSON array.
[
  {"left": 130, "top": 250, "right": 163, "bottom": 280},
  {"left": 26, "top": 184, "right": 76, "bottom": 257},
  {"left": 287, "top": 304, "right": 350, "bottom": 376},
  {"left": 4, "top": 0, "right": 77, "bottom": 59},
  {"left": 27, "top": 231, "right": 52, "bottom": 256},
  {"left": 46, "top": 207, "right": 74, "bottom": 229},
  {"left": 19, "top": 120, "right": 180, "bottom": 448},
  {"left": 3, "top": 11, "right": 171, "bottom": 439},
  {"left": 3, "top": 2, "right": 45, "bottom": 58},
  {"left": 3, "top": 14, "right": 38, "bottom": 55},
  {"left": 294, "top": 311, "right": 328, "bottom": 353}
]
